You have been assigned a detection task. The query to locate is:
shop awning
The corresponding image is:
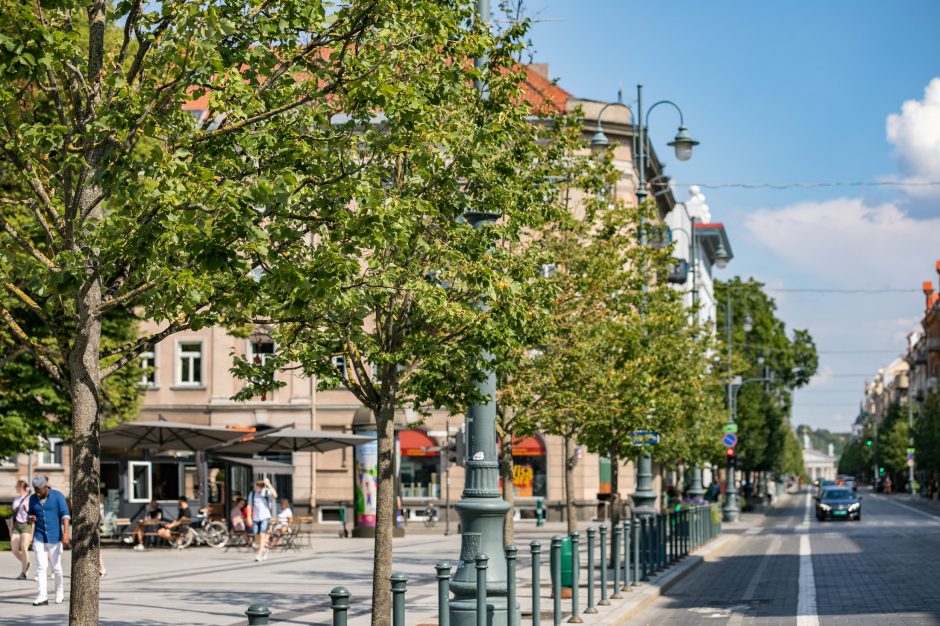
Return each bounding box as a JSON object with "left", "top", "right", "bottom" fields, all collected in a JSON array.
[
  {"left": 511, "top": 435, "right": 545, "bottom": 457},
  {"left": 220, "top": 428, "right": 374, "bottom": 454},
  {"left": 213, "top": 455, "right": 295, "bottom": 474},
  {"left": 399, "top": 429, "right": 438, "bottom": 457}
]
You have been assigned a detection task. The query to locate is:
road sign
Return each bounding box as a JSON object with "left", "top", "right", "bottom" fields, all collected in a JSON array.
[
  {"left": 723, "top": 433, "right": 738, "bottom": 448},
  {"left": 723, "top": 423, "right": 738, "bottom": 434},
  {"left": 907, "top": 453, "right": 914, "bottom": 460},
  {"left": 907, "top": 447, "right": 916, "bottom": 454},
  {"left": 907, "top": 458, "right": 915, "bottom": 468},
  {"left": 630, "top": 431, "right": 660, "bottom": 446}
]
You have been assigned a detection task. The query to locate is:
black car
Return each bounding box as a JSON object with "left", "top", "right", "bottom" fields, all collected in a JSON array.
[{"left": 816, "top": 486, "right": 862, "bottom": 521}]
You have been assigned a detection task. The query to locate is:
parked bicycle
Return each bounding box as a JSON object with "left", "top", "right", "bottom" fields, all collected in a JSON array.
[{"left": 175, "top": 509, "right": 228, "bottom": 549}]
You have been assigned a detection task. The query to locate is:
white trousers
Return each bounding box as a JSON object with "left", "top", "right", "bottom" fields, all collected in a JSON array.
[{"left": 33, "top": 540, "right": 63, "bottom": 600}]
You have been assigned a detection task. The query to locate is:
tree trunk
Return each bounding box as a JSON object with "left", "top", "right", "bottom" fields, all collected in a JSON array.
[
  {"left": 500, "top": 427, "right": 515, "bottom": 547},
  {"left": 564, "top": 435, "right": 577, "bottom": 535},
  {"left": 609, "top": 448, "right": 621, "bottom": 526},
  {"left": 68, "top": 253, "right": 103, "bottom": 625},
  {"left": 370, "top": 399, "right": 397, "bottom": 626}
]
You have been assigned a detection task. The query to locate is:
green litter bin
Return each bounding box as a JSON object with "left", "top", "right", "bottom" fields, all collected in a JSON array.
[{"left": 550, "top": 536, "right": 573, "bottom": 588}]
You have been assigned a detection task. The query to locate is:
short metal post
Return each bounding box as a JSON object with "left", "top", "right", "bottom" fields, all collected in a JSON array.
[
  {"left": 632, "top": 517, "right": 640, "bottom": 586},
  {"left": 585, "top": 529, "right": 597, "bottom": 614},
  {"left": 436, "top": 562, "right": 451, "bottom": 626},
  {"left": 390, "top": 573, "right": 407, "bottom": 626},
  {"left": 671, "top": 511, "right": 678, "bottom": 562},
  {"left": 621, "top": 519, "right": 631, "bottom": 589},
  {"left": 660, "top": 513, "right": 667, "bottom": 568},
  {"left": 551, "top": 536, "right": 562, "bottom": 626},
  {"left": 531, "top": 541, "right": 542, "bottom": 626},
  {"left": 598, "top": 525, "right": 609, "bottom": 605},
  {"left": 506, "top": 545, "right": 518, "bottom": 626},
  {"left": 610, "top": 524, "right": 622, "bottom": 599},
  {"left": 475, "top": 555, "right": 488, "bottom": 626},
  {"left": 329, "top": 587, "right": 350, "bottom": 626},
  {"left": 649, "top": 516, "right": 658, "bottom": 572},
  {"left": 245, "top": 604, "right": 271, "bottom": 625},
  {"left": 641, "top": 517, "right": 649, "bottom": 580},
  {"left": 568, "top": 533, "right": 582, "bottom": 623}
]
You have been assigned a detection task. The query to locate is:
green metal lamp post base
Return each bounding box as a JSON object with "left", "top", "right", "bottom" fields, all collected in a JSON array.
[
  {"left": 721, "top": 457, "right": 740, "bottom": 522},
  {"left": 686, "top": 466, "right": 705, "bottom": 499},
  {"left": 633, "top": 453, "right": 657, "bottom": 514}
]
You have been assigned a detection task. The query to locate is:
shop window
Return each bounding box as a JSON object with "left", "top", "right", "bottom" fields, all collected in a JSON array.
[
  {"left": 129, "top": 461, "right": 152, "bottom": 503},
  {"left": 153, "top": 462, "right": 181, "bottom": 501},
  {"left": 511, "top": 435, "right": 547, "bottom": 498},
  {"left": 399, "top": 429, "right": 440, "bottom": 499},
  {"left": 0, "top": 455, "right": 16, "bottom": 470}
]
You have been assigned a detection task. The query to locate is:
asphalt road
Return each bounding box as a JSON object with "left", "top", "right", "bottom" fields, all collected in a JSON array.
[{"left": 623, "top": 489, "right": 940, "bottom": 626}]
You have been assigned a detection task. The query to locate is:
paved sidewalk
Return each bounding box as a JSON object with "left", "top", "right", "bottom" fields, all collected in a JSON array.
[{"left": 0, "top": 502, "right": 784, "bottom": 625}]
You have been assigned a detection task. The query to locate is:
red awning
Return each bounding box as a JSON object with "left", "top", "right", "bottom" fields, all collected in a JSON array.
[
  {"left": 399, "top": 429, "right": 438, "bottom": 457},
  {"left": 511, "top": 435, "right": 545, "bottom": 457}
]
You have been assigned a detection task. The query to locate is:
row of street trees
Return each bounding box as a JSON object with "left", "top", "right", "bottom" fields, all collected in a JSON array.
[{"left": 0, "top": 1, "right": 816, "bottom": 624}]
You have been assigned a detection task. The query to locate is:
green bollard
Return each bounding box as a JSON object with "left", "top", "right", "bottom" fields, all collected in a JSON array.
[
  {"left": 610, "top": 524, "right": 622, "bottom": 599},
  {"left": 329, "top": 587, "right": 350, "bottom": 626},
  {"left": 585, "top": 528, "right": 597, "bottom": 614},
  {"left": 537, "top": 499, "right": 545, "bottom": 527},
  {"left": 436, "top": 562, "right": 451, "bottom": 626},
  {"left": 506, "top": 545, "right": 518, "bottom": 626},
  {"left": 568, "top": 533, "right": 582, "bottom": 623},
  {"left": 621, "top": 519, "right": 631, "bottom": 589},
  {"left": 598, "top": 525, "right": 609, "bottom": 605},
  {"left": 551, "top": 536, "right": 562, "bottom": 626},
  {"left": 531, "top": 541, "right": 542, "bottom": 626},
  {"left": 660, "top": 514, "right": 667, "bottom": 569},
  {"left": 641, "top": 517, "right": 650, "bottom": 580},
  {"left": 475, "top": 555, "right": 488, "bottom": 626},
  {"left": 390, "top": 573, "right": 407, "bottom": 626},
  {"left": 632, "top": 518, "right": 640, "bottom": 586},
  {"left": 245, "top": 604, "right": 271, "bottom": 625}
]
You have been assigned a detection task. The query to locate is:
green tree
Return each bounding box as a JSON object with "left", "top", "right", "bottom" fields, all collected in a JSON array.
[
  {"left": 230, "top": 8, "right": 559, "bottom": 621},
  {"left": 0, "top": 2, "right": 461, "bottom": 622},
  {"left": 916, "top": 391, "right": 940, "bottom": 476}
]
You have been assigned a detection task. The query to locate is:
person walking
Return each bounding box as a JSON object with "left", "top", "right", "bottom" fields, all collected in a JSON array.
[
  {"left": 10, "top": 479, "right": 33, "bottom": 580},
  {"left": 27, "top": 476, "right": 70, "bottom": 606},
  {"left": 247, "top": 479, "right": 276, "bottom": 562}
]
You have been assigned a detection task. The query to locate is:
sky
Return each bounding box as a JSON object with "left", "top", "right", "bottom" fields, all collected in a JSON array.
[{"left": 524, "top": 1, "right": 940, "bottom": 433}]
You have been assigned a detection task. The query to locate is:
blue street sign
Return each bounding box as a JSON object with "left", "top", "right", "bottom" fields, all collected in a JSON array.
[
  {"left": 630, "top": 431, "right": 660, "bottom": 446},
  {"left": 723, "top": 433, "right": 738, "bottom": 448}
]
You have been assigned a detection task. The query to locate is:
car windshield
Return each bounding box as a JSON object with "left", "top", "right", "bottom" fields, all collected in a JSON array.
[{"left": 824, "top": 490, "right": 853, "bottom": 500}]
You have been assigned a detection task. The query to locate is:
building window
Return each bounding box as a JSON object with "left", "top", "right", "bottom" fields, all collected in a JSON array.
[
  {"left": 37, "top": 438, "right": 63, "bottom": 467},
  {"left": 0, "top": 455, "right": 16, "bottom": 470},
  {"left": 328, "top": 355, "right": 348, "bottom": 389},
  {"left": 511, "top": 435, "right": 547, "bottom": 498},
  {"left": 139, "top": 348, "right": 157, "bottom": 387},
  {"left": 248, "top": 339, "right": 276, "bottom": 367},
  {"left": 176, "top": 341, "right": 203, "bottom": 386},
  {"left": 153, "top": 462, "right": 183, "bottom": 501},
  {"left": 128, "top": 461, "right": 152, "bottom": 503},
  {"left": 398, "top": 430, "right": 440, "bottom": 499}
]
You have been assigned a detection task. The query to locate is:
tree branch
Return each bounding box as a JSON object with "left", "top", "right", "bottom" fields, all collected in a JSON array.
[
  {"left": 100, "top": 320, "right": 188, "bottom": 378},
  {"left": 0, "top": 214, "right": 58, "bottom": 270},
  {"left": 0, "top": 306, "right": 65, "bottom": 385}
]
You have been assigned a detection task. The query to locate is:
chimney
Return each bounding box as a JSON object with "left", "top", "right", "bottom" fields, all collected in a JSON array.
[
  {"left": 528, "top": 63, "right": 549, "bottom": 79},
  {"left": 923, "top": 281, "right": 934, "bottom": 311}
]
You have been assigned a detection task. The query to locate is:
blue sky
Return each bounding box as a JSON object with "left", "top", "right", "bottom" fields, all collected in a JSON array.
[{"left": 525, "top": 1, "right": 940, "bottom": 432}]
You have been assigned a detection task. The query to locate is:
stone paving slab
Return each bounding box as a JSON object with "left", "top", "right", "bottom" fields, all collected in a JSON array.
[{"left": 0, "top": 505, "right": 780, "bottom": 626}]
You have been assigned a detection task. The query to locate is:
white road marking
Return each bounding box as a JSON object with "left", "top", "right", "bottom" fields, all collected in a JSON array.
[
  {"left": 744, "top": 527, "right": 762, "bottom": 535},
  {"left": 727, "top": 536, "right": 781, "bottom": 626},
  {"left": 868, "top": 494, "right": 940, "bottom": 521},
  {"left": 797, "top": 492, "right": 819, "bottom": 626}
]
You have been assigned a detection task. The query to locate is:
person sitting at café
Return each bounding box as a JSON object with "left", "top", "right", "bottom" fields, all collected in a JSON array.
[
  {"left": 230, "top": 497, "right": 247, "bottom": 532},
  {"left": 132, "top": 499, "right": 164, "bottom": 551},
  {"left": 270, "top": 498, "right": 293, "bottom": 547},
  {"left": 156, "top": 497, "right": 191, "bottom": 549}
]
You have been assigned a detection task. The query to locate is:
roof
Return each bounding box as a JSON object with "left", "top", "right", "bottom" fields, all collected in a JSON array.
[
  {"left": 694, "top": 222, "right": 733, "bottom": 265},
  {"left": 520, "top": 65, "right": 571, "bottom": 114}
]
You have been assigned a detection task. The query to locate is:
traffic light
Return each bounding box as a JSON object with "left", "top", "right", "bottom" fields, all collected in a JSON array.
[
  {"left": 445, "top": 430, "right": 466, "bottom": 467},
  {"left": 866, "top": 439, "right": 873, "bottom": 446},
  {"left": 879, "top": 466, "right": 885, "bottom": 474},
  {"left": 725, "top": 447, "right": 735, "bottom": 458}
]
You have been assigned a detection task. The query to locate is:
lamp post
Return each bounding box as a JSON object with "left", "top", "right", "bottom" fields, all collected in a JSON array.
[
  {"left": 591, "top": 85, "right": 699, "bottom": 514},
  {"left": 448, "top": 3, "right": 513, "bottom": 625}
]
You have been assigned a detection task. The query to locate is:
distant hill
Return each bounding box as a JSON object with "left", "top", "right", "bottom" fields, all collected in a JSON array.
[{"left": 796, "top": 425, "right": 851, "bottom": 457}]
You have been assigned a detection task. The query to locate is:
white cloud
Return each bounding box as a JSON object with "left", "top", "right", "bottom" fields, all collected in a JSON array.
[
  {"left": 886, "top": 77, "right": 940, "bottom": 197},
  {"left": 744, "top": 197, "right": 940, "bottom": 286},
  {"left": 808, "top": 365, "right": 835, "bottom": 388}
]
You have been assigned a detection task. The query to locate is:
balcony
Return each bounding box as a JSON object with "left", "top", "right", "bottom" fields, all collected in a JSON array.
[{"left": 927, "top": 337, "right": 940, "bottom": 352}]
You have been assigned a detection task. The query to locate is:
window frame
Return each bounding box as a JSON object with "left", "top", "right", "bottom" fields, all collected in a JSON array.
[
  {"left": 175, "top": 339, "right": 204, "bottom": 388},
  {"left": 37, "top": 437, "right": 64, "bottom": 468},
  {"left": 139, "top": 346, "right": 158, "bottom": 388},
  {"left": 128, "top": 461, "right": 153, "bottom": 503}
]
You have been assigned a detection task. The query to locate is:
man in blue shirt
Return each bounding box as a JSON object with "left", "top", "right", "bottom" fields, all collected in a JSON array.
[{"left": 27, "top": 475, "right": 70, "bottom": 606}]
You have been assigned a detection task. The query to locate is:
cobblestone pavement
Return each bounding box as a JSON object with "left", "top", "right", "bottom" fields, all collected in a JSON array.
[{"left": 622, "top": 488, "right": 940, "bottom": 626}]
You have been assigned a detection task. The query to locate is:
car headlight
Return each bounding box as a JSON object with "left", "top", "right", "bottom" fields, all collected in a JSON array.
[
  {"left": 819, "top": 503, "right": 831, "bottom": 511},
  {"left": 849, "top": 503, "right": 860, "bottom": 511}
]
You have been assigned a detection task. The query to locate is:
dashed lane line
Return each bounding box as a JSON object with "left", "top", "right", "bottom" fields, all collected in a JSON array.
[{"left": 796, "top": 491, "right": 819, "bottom": 626}]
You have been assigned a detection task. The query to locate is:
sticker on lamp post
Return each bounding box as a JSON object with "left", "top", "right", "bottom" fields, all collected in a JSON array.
[{"left": 630, "top": 431, "right": 660, "bottom": 446}]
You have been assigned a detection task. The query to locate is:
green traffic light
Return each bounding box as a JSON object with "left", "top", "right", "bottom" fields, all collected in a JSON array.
[
  {"left": 879, "top": 467, "right": 885, "bottom": 474},
  {"left": 866, "top": 440, "right": 872, "bottom": 446}
]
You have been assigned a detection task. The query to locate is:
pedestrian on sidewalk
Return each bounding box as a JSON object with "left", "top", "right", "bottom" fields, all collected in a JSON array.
[
  {"left": 27, "top": 476, "right": 70, "bottom": 606},
  {"left": 9, "top": 479, "right": 33, "bottom": 580},
  {"left": 248, "top": 479, "right": 276, "bottom": 561}
]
